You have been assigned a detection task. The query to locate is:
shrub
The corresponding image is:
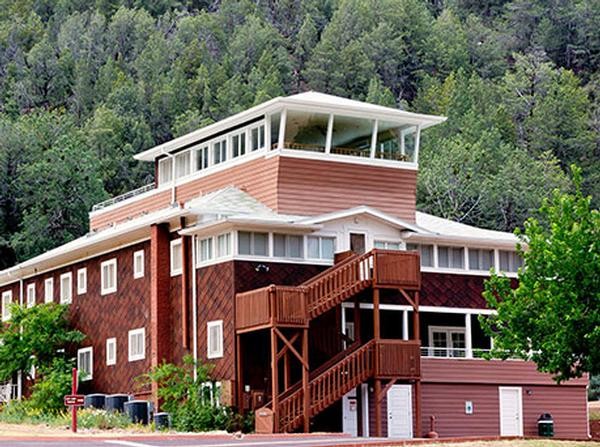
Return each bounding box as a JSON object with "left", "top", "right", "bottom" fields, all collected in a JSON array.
[
  {"left": 68, "top": 408, "right": 134, "bottom": 430},
  {"left": 590, "top": 375, "right": 600, "bottom": 401},
  {"left": 138, "top": 355, "right": 252, "bottom": 433},
  {"left": 28, "top": 358, "right": 73, "bottom": 414}
]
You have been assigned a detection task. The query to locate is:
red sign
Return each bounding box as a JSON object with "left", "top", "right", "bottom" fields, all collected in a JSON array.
[{"left": 64, "top": 394, "right": 85, "bottom": 406}]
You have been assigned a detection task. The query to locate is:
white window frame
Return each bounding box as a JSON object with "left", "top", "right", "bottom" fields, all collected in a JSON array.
[
  {"left": 26, "top": 283, "right": 36, "bottom": 308},
  {"left": 106, "top": 338, "right": 117, "bottom": 366},
  {"left": 207, "top": 320, "right": 224, "bottom": 359},
  {"left": 77, "top": 268, "right": 87, "bottom": 295},
  {"left": 133, "top": 250, "right": 145, "bottom": 279},
  {"left": 44, "top": 277, "right": 54, "bottom": 303},
  {"left": 77, "top": 347, "right": 93, "bottom": 381},
  {"left": 373, "top": 240, "right": 402, "bottom": 250},
  {"left": 158, "top": 157, "right": 173, "bottom": 184},
  {"left": 427, "top": 325, "right": 467, "bottom": 357},
  {"left": 170, "top": 239, "right": 183, "bottom": 276},
  {"left": 60, "top": 272, "right": 73, "bottom": 304},
  {"left": 101, "top": 258, "right": 118, "bottom": 295},
  {"left": 216, "top": 233, "right": 232, "bottom": 258},
  {"left": 2, "top": 291, "right": 12, "bottom": 322},
  {"left": 128, "top": 328, "right": 146, "bottom": 362},
  {"left": 306, "top": 235, "right": 336, "bottom": 261},
  {"left": 237, "top": 231, "right": 269, "bottom": 257},
  {"left": 273, "top": 233, "right": 304, "bottom": 259}
]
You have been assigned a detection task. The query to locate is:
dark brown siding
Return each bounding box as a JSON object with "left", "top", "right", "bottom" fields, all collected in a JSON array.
[
  {"left": 276, "top": 157, "right": 417, "bottom": 222},
  {"left": 421, "top": 272, "right": 487, "bottom": 308}
]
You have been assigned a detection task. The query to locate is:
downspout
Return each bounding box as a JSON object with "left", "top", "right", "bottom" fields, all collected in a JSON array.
[
  {"left": 17, "top": 278, "right": 23, "bottom": 400},
  {"left": 191, "top": 234, "right": 198, "bottom": 381}
]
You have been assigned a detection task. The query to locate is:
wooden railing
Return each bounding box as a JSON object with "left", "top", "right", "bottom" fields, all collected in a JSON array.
[
  {"left": 376, "top": 339, "right": 421, "bottom": 379},
  {"left": 373, "top": 250, "right": 420, "bottom": 289},
  {"left": 278, "top": 340, "right": 376, "bottom": 433},
  {"left": 236, "top": 250, "right": 420, "bottom": 331}
]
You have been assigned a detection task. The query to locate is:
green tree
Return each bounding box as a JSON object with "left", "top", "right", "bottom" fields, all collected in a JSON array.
[
  {"left": 482, "top": 168, "right": 600, "bottom": 381},
  {"left": 0, "top": 303, "right": 85, "bottom": 382}
]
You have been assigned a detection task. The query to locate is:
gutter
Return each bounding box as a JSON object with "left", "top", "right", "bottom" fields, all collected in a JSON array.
[{"left": 402, "top": 231, "right": 522, "bottom": 250}]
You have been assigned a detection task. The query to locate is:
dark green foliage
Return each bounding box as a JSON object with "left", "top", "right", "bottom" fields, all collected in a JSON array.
[
  {"left": 0, "top": 0, "right": 597, "bottom": 264},
  {"left": 139, "top": 355, "right": 253, "bottom": 432},
  {"left": 481, "top": 168, "right": 600, "bottom": 381}
]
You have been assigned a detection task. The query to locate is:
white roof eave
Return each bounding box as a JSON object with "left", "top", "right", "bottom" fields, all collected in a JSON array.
[
  {"left": 179, "top": 217, "right": 323, "bottom": 236},
  {"left": 402, "top": 231, "right": 521, "bottom": 249}
]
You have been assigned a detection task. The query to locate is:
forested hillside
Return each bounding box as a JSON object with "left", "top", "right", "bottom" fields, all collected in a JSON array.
[{"left": 0, "top": 0, "right": 598, "bottom": 268}]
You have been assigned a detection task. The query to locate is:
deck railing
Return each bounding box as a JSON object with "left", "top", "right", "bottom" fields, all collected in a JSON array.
[
  {"left": 91, "top": 182, "right": 156, "bottom": 212},
  {"left": 420, "top": 347, "right": 491, "bottom": 359},
  {"left": 236, "top": 250, "right": 421, "bottom": 332},
  {"left": 376, "top": 339, "right": 421, "bottom": 378}
]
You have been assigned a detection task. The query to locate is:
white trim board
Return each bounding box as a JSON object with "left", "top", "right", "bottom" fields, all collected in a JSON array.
[{"left": 341, "top": 302, "right": 495, "bottom": 315}]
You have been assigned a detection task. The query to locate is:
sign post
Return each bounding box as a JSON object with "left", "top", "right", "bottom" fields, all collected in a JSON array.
[{"left": 63, "top": 368, "right": 85, "bottom": 433}]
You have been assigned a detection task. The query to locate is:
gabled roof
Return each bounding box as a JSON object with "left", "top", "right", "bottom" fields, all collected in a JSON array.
[
  {"left": 298, "top": 206, "right": 425, "bottom": 233},
  {"left": 185, "top": 186, "right": 278, "bottom": 218},
  {"left": 134, "top": 91, "right": 446, "bottom": 162}
]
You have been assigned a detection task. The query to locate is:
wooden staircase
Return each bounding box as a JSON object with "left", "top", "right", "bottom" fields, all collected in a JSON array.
[{"left": 235, "top": 249, "right": 421, "bottom": 434}]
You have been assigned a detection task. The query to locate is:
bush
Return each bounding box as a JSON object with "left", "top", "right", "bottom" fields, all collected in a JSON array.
[
  {"left": 28, "top": 358, "right": 73, "bottom": 414},
  {"left": 138, "top": 355, "right": 253, "bottom": 433},
  {"left": 0, "top": 400, "right": 64, "bottom": 426}
]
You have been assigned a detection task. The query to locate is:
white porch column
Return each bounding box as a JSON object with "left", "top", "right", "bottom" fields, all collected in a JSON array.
[
  {"left": 465, "top": 313, "right": 473, "bottom": 358},
  {"left": 402, "top": 310, "right": 409, "bottom": 341}
]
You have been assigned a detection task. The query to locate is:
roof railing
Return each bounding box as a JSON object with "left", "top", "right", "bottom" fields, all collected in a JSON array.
[{"left": 91, "top": 182, "right": 156, "bottom": 212}]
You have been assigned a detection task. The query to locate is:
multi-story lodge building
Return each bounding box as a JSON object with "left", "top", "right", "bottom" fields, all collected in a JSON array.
[{"left": 0, "top": 92, "right": 589, "bottom": 439}]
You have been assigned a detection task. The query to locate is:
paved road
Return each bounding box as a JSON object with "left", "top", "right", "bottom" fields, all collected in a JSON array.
[{"left": 0, "top": 434, "right": 408, "bottom": 447}]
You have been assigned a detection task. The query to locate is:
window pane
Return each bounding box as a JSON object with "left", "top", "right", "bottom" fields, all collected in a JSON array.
[
  {"left": 270, "top": 112, "right": 280, "bottom": 148},
  {"left": 499, "top": 251, "right": 510, "bottom": 271},
  {"left": 274, "top": 234, "right": 286, "bottom": 257},
  {"left": 238, "top": 232, "right": 251, "bottom": 255},
  {"left": 374, "top": 241, "right": 385, "bottom": 249},
  {"left": 307, "top": 236, "right": 319, "bottom": 258},
  {"left": 284, "top": 110, "right": 329, "bottom": 153},
  {"left": 321, "top": 237, "right": 334, "bottom": 260},
  {"left": 438, "top": 246, "right": 449, "bottom": 268},
  {"left": 217, "top": 234, "right": 230, "bottom": 257},
  {"left": 421, "top": 245, "right": 434, "bottom": 267},
  {"left": 469, "top": 249, "right": 480, "bottom": 270},
  {"left": 195, "top": 146, "right": 209, "bottom": 170},
  {"left": 158, "top": 157, "right": 173, "bottom": 184},
  {"left": 331, "top": 115, "right": 373, "bottom": 157},
  {"left": 482, "top": 249, "right": 494, "bottom": 270},
  {"left": 288, "top": 235, "right": 303, "bottom": 258},
  {"left": 251, "top": 128, "right": 259, "bottom": 151},
  {"left": 451, "top": 247, "right": 464, "bottom": 269},
  {"left": 175, "top": 151, "right": 191, "bottom": 178},
  {"left": 253, "top": 232, "right": 268, "bottom": 256}
]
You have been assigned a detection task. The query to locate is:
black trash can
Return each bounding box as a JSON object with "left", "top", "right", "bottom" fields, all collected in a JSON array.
[
  {"left": 124, "top": 400, "right": 150, "bottom": 425},
  {"left": 106, "top": 394, "right": 130, "bottom": 413},
  {"left": 154, "top": 412, "right": 171, "bottom": 430},
  {"left": 538, "top": 413, "right": 554, "bottom": 437},
  {"left": 84, "top": 393, "right": 106, "bottom": 409}
]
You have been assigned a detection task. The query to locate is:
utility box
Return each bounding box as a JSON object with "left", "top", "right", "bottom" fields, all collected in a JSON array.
[
  {"left": 255, "top": 407, "right": 274, "bottom": 434},
  {"left": 538, "top": 413, "right": 554, "bottom": 437}
]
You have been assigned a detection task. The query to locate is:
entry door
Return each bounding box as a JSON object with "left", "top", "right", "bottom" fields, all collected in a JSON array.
[
  {"left": 387, "top": 385, "right": 413, "bottom": 438},
  {"left": 342, "top": 389, "right": 358, "bottom": 436},
  {"left": 499, "top": 387, "right": 523, "bottom": 436},
  {"left": 350, "top": 233, "right": 366, "bottom": 254}
]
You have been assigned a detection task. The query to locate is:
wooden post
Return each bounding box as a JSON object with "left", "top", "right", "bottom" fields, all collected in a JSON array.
[
  {"left": 302, "top": 327, "right": 310, "bottom": 433},
  {"left": 271, "top": 328, "right": 279, "bottom": 433},
  {"left": 373, "top": 287, "right": 382, "bottom": 437},
  {"left": 284, "top": 350, "right": 290, "bottom": 391},
  {"left": 413, "top": 291, "right": 422, "bottom": 438},
  {"left": 354, "top": 295, "right": 361, "bottom": 342},
  {"left": 71, "top": 368, "right": 77, "bottom": 433},
  {"left": 357, "top": 385, "right": 363, "bottom": 437},
  {"left": 236, "top": 334, "right": 243, "bottom": 412}
]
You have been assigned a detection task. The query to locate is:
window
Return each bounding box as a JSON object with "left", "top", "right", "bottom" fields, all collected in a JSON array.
[
  {"left": 468, "top": 248, "right": 495, "bottom": 271},
  {"left": 175, "top": 150, "right": 191, "bottom": 179},
  {"left": 428, "top": 327, "right": 466, "bottom": 358},
  {"left": 438, "top": 246, "right": 465, "bottom": 269},
  {"left": 2, "top": 291, "right": 12, "bottom": 322},
  {"left": 307, "top": 236, "right": 335, "bottom": 260},
  {"left": 195, "top": 145, "right": 209, "bottom": 171},
  {"left": 158, "top": 157, "right": 173, "bottom": 184},
  {"left": 238, "top": 231, "right": 268, "bottom": 256},
  {"left": 406, "top": 244, "right": 434, "bottom": 267},
  {"left": 213, "top": 139, "right": 227, "bottom": 165},
  {"left": 499, "top": 250, "right": 523, "bottom": 273},
  {"left": 106, "top": 338, "right": 117, "bottom": 366},
  {"left": 77, "top": 268, "right": 87, "bottom": 295},
  {"left": 60, "top": 272, "right": 72, "bottom": 304},
  {"left": 250, "top": 125, "right": 265, "bottom": 151},
  {"left": 198, "top": 237, "right": 213, "bottom": 263},
  {"left": 133, "top": 250, "right": 144, "bottom": 279},
  {"left": 374, "top": 240, "right": 402, "bottom": 250},
  {"left": 207, "top": 320, "right": 223, "bottom": 359},
  {"left": 170, "top": 239, "right": 183, "bottom": 275},
  {"left": 283, "top": 110, "right": 329, "bottom": 152},
  {"left": 77, "top": 347, "right": 93, "bottom": 381},
  {"left": 216, "top": 233, "right": 231, "bottom": 258},
  {"left": 26, "top": 283, "right": 36, "bottom": 308},
  {"left": 101, "top": 259, "right": 117, "bottom": 295},
  {"left": 274, "top": 234, "right": 303, "bottom": 258},
  {"left": 331, "top": 115, "right": 373, "bottom": 157},
  {"left": 201, "top": 381, "right": 222, "bottom": 407},
  {"left": 44, "top": 278, "right": 54, "bottom": 303},
  {"left": 232, "top": 132, "right": 246, "bottom": 158},
  {"left": 128, "top": 328, "right": 145, "bottom": 361}
]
